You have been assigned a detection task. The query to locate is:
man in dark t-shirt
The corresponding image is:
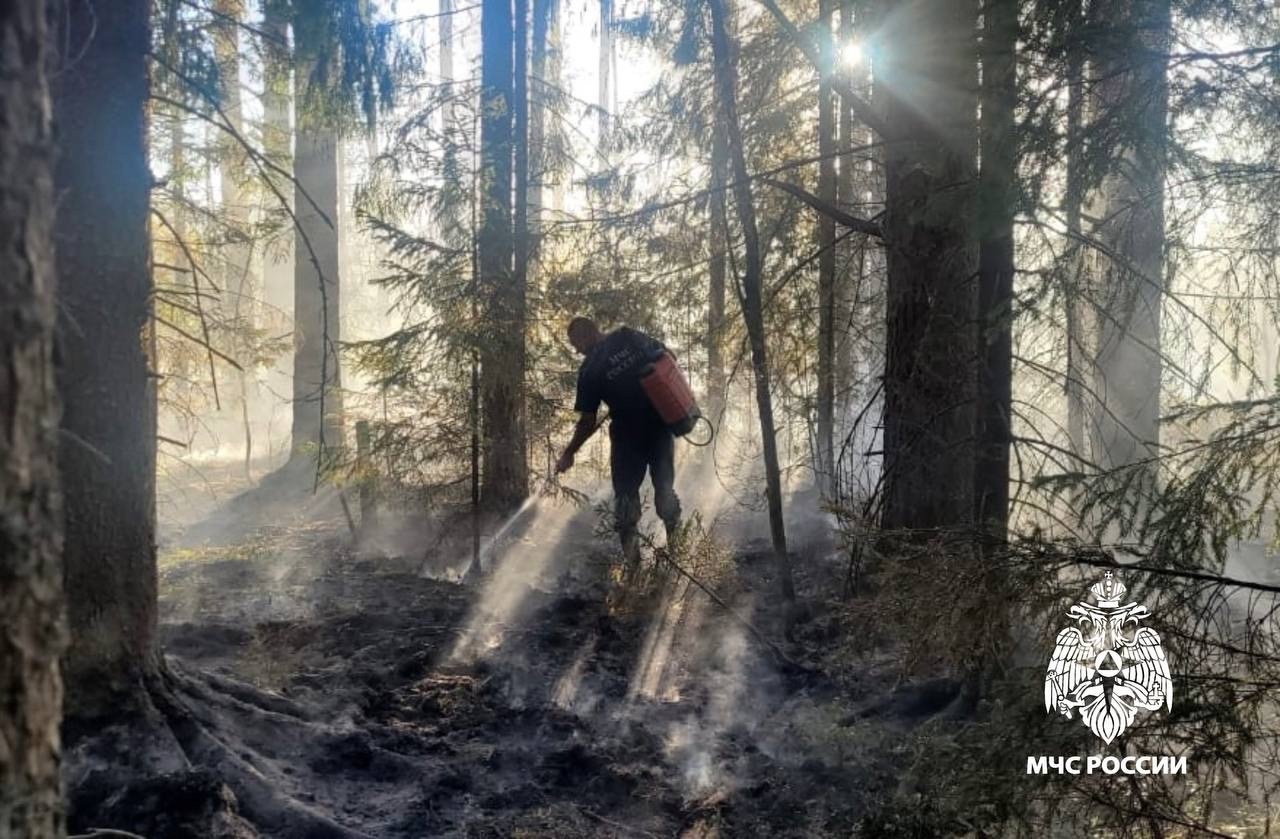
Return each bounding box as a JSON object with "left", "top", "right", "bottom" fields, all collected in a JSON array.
[{"left": 555, "top": 316, "right": 682, "bottom": 563}]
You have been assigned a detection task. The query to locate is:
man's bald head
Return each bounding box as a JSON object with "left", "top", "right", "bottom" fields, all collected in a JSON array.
[{"left": 567, "top": 316, "right": 604, "bottom": 354}]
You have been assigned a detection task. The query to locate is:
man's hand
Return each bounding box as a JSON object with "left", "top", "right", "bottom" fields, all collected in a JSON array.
[{"left": 556, "top": 411, "right": 599, "bottom": 475}]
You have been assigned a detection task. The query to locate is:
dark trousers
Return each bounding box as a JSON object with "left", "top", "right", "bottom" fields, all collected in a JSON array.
[{"left": 610, "top": 424, "right": 681, "bottom": 546}]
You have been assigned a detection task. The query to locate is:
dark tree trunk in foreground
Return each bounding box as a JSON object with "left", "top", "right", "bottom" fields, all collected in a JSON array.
[
  {"left": 0, "top": 2, "right": 66, "bottom": 832},
  {"left": 1087, "top": 0, "right": 1169, "bottom": 475},
  {"left": 54, "top": 0, "right": 160, "bottom": 723},
  {"left": 815, "top": 0, "right": 837, "bottom": 496},
  {"left": 874, "top": 0, "right": 979, "bottom": 531},
  {"left": 480, "top": 0, "right": 529, "bottom": 511},
  {"left": 291, "top": 10, "right": 343, "bottom": 461},
  {"left": 974, "top": 0, "right": 1017, "bottom": 539},
  {"left": 709, "top": 0, "right": 796, "bottom": 603}
]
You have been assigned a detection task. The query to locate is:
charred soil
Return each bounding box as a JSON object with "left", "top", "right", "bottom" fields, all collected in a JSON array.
[{"left": 70, "top": 497, "right": 956, "bottom": 838}]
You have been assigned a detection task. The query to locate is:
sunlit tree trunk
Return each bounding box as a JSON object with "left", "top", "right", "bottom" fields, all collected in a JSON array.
[
  {"left": 530, "top": 0, "right": 556, "bottom": 270},
  {"left": 815, "top": 0, "right": 838, "bottom": 496},
  {"left": 515, "top": 0, "right": 532, "bottom": 467},
  {"left": 213, "top": 0, "right": 256, "bottom": 478},
  {"left": 441, "top": 0, "right": 457, "bottom": 149},
  {"left": 262, "top": 3, "right": 293, "bottom": 327},
  {"left": 549, "top": 0, "right": 564, "bottom": 214},
  {"left": 706, "top": 125, "right": 729, "bottom": 423},
  {"left": 1087, "top": 0, "right": 1169, "bottom": 475},
  {"left": 480, "top": 0, "right": 529, "bottom": 511},
  {"left": 875, "top": 0, "right": 979, "bottom": 531},
  {"left": 974, "top": 0, "right": 1016, "bottom": 539},
  {"left": 597, "top": 0, "right": 611, "bottom": 151},
  {"left": 55, "top": 0, "right": 160, "bottom": 723},
  {"left": 1064, "top": 0, "right": 1087, "bottom": 461},
  {"left": 834, "top": 0, "right": 856, "bottom": 450},
  {"left": 290, "top": 9, "right": 343, "bottom": 461},
  {"left": 709, "top": 0, "right": 795, "bottom": 604},
  {"left": 0, "top": 2, "right": 65, "bottom": 832}
]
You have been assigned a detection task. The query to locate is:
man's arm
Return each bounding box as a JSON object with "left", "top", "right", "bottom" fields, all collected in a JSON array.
[{"left": 556, "top": 411, "right": 599, "bottom": 473}]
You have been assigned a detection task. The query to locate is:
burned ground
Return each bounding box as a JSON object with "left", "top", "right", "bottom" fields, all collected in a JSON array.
[{"left": 69, "top": 474, "right": 966, "bottom": 838}]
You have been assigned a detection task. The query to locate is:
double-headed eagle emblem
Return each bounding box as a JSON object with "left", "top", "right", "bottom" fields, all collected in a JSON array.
[{"left": 1045, "top": 571, "right": 1172, "bottom": 743}]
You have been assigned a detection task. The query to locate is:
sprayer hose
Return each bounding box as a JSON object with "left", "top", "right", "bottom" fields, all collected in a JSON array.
[{"left": 683, "top": 415, "right": 716, "bottom": 447}]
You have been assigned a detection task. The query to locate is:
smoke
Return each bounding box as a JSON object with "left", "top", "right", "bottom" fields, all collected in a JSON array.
[
  {"left": 655, "top": 599, "right": 774, "bottom": 797},
  {"left": 552, "top": 633, "right": 602, "bottom": 713},
  {"left": 449, "top": 487, "right": 603, "bottom": 662}
]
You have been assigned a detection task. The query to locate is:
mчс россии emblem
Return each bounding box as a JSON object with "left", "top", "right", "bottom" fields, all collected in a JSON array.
[{"left": 1045, "top": 571, "right": 1172, "bottom": 743}]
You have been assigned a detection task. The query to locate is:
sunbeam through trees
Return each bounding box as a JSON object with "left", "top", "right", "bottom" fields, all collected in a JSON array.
[{"left": 3, "top": 0, "right": 1280, "bottom": 835}]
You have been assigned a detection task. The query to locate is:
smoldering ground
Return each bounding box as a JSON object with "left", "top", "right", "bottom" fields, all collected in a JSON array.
[{"left": 117, "top": 438, "right": 948, "bottom": 838}]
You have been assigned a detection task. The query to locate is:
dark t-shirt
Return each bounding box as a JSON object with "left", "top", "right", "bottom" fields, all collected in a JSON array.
[{"left": 574, "top": 327, "right": 667, "bottom": 434}]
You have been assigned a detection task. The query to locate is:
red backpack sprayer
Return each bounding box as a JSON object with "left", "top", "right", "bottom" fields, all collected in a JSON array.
[{"left": 639, "top": 351, "right": 707, "bottom": 441}]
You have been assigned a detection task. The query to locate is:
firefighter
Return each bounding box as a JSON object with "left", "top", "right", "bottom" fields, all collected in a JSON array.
[{"left": 555, "top": 316, "right": 682, "bottom": 563}]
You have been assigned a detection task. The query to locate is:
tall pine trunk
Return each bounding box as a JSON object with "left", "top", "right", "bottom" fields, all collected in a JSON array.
[
  {"left": 706, "top": 124, "right": 729, "bottom": 423},
  {"left": 974, "top": 0, "right": 1017, "bottom": 538},
  {"left": 291, "top": 12, "right": 343, "bottom": 461},
  {"left": 213, "top": 0, "right": 256, "bottom": 478},
  {"left": 833, "top": 0, "right": 857, "bottom": 466},
  {"left": 441, "top": 0, "right": 457, "bottom": 150},
  {"left": 55, "top": 0, "right": 160, "bottom": 721},
  {"left": 597, "top": 0, "right": 612, "bottom": 150},
  {"left": 815, "top": 0, "right": 838, "bottom": 496},
  {"left": 709, "top": 0, "right": 795, "bottom": 604},
  {"left": 530, "top": 0, "right": 556, "bottom": 269},
  {"left": 1087, "top": 0, "right": 1169, "bottom": 475},
  {"left": 480, "top": 0, "right": 529, "bottom": 511},
  {"left": 515, "top": 0, "right": 531, "bottom": 465},
  {"left": 875, "top": 0, "right": 979, "bottom": 531},
  {"left": 1064, "top": 0, "right": 1087, "bottom": 461},
  {"left": 262, "top": 5, "right": 293, "bottom": 326},
  {"left": 0, "top": 1, "right": 65, "bottom": 831}
]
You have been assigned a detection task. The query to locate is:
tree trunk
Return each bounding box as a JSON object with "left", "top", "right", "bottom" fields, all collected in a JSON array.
[
  {"left": 874, "top": 0, "right": 979, "bottom": 531},
  {"left": 55, "top": 0, "right": 160, "bottom": 722},
  {"left": 262, "top": 4, "right": 293, "bottom": 323},
  {"left": 515, "top": 0, "right": 531, "bottom": 466},
  {"left": 530, "top": 0, "right": 555, "bottom": 269},
  {"left": 549, "top": 0, "right": 564, "bottom": 215},
  {"left": 1087, "top": 0, "right": 1169, "bottom": 475},
  {"left": 815, "top": 0, "right": 838, "bottom": 496},
  {"left": 708, "top": 0, "right": 795, "bottom": 603},
  {"left": 480, "top": 0, "right": 529, "bottom": 511},
  {"left": 1064, "top": 0, "right": 1087, "bottom": 461},
  {"left": 290, "top": 12, "right": 343, "bottom": 461},
  {"left": 597, "top": 0, "right": 612, "bottom": 151},
  {"left": 213, "top": 0, "right": 256, "bottom": 478},
  {"left": 441, "top": 0, "right": 457, "bottom": 150},
  {"left": 706, "top": 125, "right": 729, "bottom": 423},
  {"left": 833, "top": 0, "right": 857, "bottom": 459},
  {"left": 974, "top": 0, "right": 1016, "bottom": 539},
  {"left": 0, "top": 2, "right": 65, "bottom": 832}
]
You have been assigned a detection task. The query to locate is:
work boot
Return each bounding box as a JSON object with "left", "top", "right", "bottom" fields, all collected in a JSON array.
[
  {"left": 663, "top": 519, "right": 682, "bottom": 555},
  {"left": 621, "top": 531, "right": 642, "bottom": 567}
]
